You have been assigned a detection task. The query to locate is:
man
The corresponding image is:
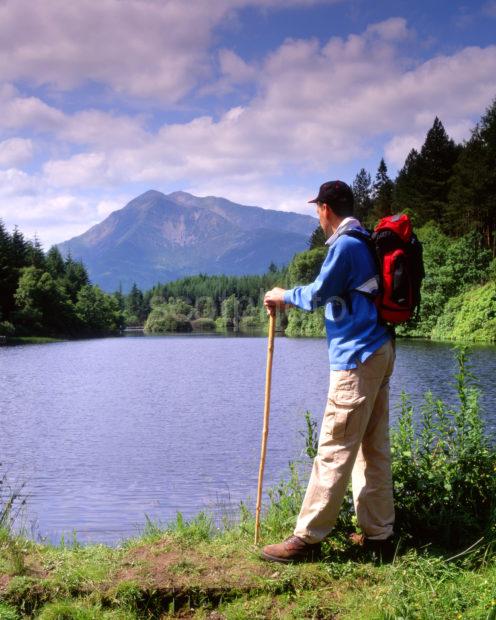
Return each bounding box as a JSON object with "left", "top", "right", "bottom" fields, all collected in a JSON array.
[{"left": 262, "top": 180, "right": 395, "bottom": 563}]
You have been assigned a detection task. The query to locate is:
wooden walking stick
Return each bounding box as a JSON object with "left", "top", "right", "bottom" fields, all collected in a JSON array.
[{"left": 255, "top": 309, "right": 276, "bottom": 545}]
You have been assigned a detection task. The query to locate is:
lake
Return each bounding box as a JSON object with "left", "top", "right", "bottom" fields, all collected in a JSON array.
[{"left": 1, "top": 334, "right": 495, "bottom": 545}]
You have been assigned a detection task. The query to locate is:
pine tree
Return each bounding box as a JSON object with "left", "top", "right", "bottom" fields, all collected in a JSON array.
[
  {"left": 126, "top": 283, "right": 146, "bottom": 324},
  {"left": 415, "top": 117, "right": 460, "bottom": 225},
  {"left": 393, "top": 149, "right": 423, "bottom": 221},
  {"left": 1, "top": 226, "right": 29, "bottom": 320},
  {"left": 352, "top": 168, "right": 373, "bottom": 225},
  {"left": 308, "top": 226, "right": 326, "bottom": 249},
  {"left": 11, "top": 226, "right": 28, "bottom": 270},
  {"left": 448, "top": 99, "right": 496, "bottom": 253},
  {"left": 0, "top": 220, "right": 12, "bottom": 319},
  {"left": 63, "top": 255, "right": 90, "bottom": 303},
  {"left": 372, "top": 159, "right": 394, "bottom": 220},
  {"left": 27, "top": 236, "right": 46, "bottom": 269},
  {"left": 46, "top": 246, "right": 66, "bottom": 279}
]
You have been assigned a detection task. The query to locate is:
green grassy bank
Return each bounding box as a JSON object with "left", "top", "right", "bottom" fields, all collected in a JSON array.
[
  {"left": 1, "top": 518, "right": 495, "bottom": 619},
  {"left": 2, "top": 337, "right": 65, "bottom": 346}
]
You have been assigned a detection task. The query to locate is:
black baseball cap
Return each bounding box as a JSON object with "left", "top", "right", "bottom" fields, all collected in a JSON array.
[{"left": 308, "top": 180, "right": 354, "bottom": 208}]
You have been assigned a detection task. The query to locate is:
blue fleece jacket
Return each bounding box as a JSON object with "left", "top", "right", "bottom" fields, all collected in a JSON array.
[{"left": 283, "top": 229, "right": 390, "bottom": 370}]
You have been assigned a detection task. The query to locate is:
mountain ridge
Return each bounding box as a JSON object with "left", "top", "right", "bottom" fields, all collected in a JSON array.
[{"left": 58, "top": 190, "right": 317, "bottom": 291}]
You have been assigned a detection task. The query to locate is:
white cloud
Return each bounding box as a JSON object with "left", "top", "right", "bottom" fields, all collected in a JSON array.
[
  {"left": 43, "top": 153, "right": 111, "bottom": 188},
  {"left": 0, "top": 0, "right": 340, "bottom": 103},
  {"left": 384, "top": 133, "right": 425, "bottom": 169},
  {"left": 1, "top": 15, "right": 496, "bottom": 247},
  {"left": 0, "top": 85, "right": 65, "bottom": 132},
  {"left": 0, "top": 84, "right": 148, "bottom": 151},
  {"left": 25, "top": 21, "right": 496, "bottom": 193},
  {"left": 0, "top": 138, "right": 34, "bottom": 168},
  {"left": 219, "top": 50, "right": 257, "bottom": 83},
  {"left": 0, "top": 168, "right": 39, "bottom": 196},
  {"left": 60, "top": 110, "right": 148, "bottom": 149},
  {"left": 0, "top": 181, "right": 114, "bottom": 246},
  {"left": 365, "top": 17, "right": 412, "bottom": 41}
]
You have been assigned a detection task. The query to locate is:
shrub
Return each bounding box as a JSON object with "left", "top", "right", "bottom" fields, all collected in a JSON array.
[
  {"left": 214, "top": 317, "right": 228, "bottom": 331},
  {"left": 190, "top": 318, "right": 215, "bottom": 331},
  {"left": 0, "top": 321, "right": 15, "bottom": 336},
  {"left": 144, "top": 307, "right": 191, "bottom": 333},
  {"left": 285, "top": 307, "right": 326, "bottom": 337},
  {"left": 391, "top": 347, "right": 496, "bottom": 548},
  {"left": 432, "top": 281, "right": 496, "bottom": 342},
  {"left": 398, "top": 226, "right": 493, "bottom": 337},
  {"left": 239, "top": 315, "right": 263, "bottom": 330},
  {"left": 288, "top": 247, "right": 328, "bottom": 287}
]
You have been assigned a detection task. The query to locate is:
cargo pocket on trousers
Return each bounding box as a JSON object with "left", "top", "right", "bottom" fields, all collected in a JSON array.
[{"left": 328, "top": 395, "right": 366, "bottom": 440}]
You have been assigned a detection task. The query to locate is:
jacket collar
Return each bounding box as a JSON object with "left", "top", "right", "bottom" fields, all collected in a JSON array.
[{"left": 325, "top": 217, "right": 362, "bottom": 246}]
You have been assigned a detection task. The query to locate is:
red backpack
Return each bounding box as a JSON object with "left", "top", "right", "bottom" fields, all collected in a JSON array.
[{"left": 344, "top": 214, "right": 425, "bottom": 325}]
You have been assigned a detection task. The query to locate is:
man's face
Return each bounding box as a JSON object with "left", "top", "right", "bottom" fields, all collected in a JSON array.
[{"left": 316, "top": 202, "right": 329, "bottom": 232}]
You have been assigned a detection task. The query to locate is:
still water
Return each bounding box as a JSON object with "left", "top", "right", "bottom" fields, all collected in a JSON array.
[{"left": 1, "top": 335, "right": 495, "bottom": 544}]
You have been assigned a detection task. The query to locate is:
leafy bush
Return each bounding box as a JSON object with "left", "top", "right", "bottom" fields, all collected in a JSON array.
[
  {"left": 214, "top": 316, "right": 228, "bottom": 331},
  {"left": 190, "top": 317, "right": 215, "bottom": 331},
  {"left": 285, "top": 306, "right": 326, "bottom": 337},
  {"left": 0, "top": 321, "right": 15, "bottom": 336},
  {"left": 239, "top": 315, "right": 263, "bottom": 330},
  {"left": 391, "top": 348, "right": 496, "bottom": 548},
  {"left": 398, "top": 226, "right": 492, "bottom": 337},
  {"left": 75, "top": 285, "right": 122, "bottom": 334},
  {"left": 432, "top": 281, "right": 496, "bottom": 342},
  {"left": 288, "top": 247, "right": 327, "bottom": 287},
  {"left": 144, "top": 308, "right": 191, "bottom": 333}
]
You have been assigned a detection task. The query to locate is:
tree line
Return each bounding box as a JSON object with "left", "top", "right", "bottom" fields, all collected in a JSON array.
[
  {"left": 353, "top": 99, "right": 495, "bottom": 252},
  {"left": 0, "top": 225, "right": 123, "bottom": 337},
  {"left": 125, "top": 266, "right": 286, "bottom": 333},
  {"left": 308, "top": 99, "right": 496, "bottom": 254}
]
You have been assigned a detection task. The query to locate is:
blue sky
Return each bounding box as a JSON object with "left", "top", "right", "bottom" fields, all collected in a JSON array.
[{"left": 1, "top": 0, "right": 495, "bottom": 247}]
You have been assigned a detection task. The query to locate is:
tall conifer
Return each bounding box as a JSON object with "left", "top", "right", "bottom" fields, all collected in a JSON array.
[
  {"left": 448, "top": 99, "right": 496, "bottom": 253},
  {"left": 352, "top": 168, "right": 373, "bottom": 225},
  {"left": 372, "top": 159, "right": 394, "bottom": 220},
  {"left": 417, "top": 117, "right": 459, "bottom": 225}
]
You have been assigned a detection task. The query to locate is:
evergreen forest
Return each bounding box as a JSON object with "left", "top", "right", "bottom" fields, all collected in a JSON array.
[{"left": 0, "top": 227, "right": 123, "bottom": 338}]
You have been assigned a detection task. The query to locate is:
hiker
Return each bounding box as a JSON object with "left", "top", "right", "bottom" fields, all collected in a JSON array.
[{"left": 262, "top": 180, "right": 395, "bottom": 562}]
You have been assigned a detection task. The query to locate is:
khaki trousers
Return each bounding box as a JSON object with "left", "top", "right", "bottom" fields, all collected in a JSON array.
[{"left": 294, "top": 340, "right": 395, "bottom": 543}]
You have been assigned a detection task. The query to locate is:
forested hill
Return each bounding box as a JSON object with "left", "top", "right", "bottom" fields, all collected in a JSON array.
[{"left": 57, "top": 191, "right": 316, "bottom": 292}]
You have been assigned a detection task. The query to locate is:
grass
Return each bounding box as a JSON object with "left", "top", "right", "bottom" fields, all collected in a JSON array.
[
  {"left": 1, "top": 529, "right": 495, "bottom": 618},
  {"left": 0, "top": 497, "right": 495, "bottom": 618},
  {"left": 4, "top": 336, "right": 65, "bottom": 346}
]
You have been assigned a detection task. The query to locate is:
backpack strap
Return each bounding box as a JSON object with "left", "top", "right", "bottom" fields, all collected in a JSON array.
[{"left": 338, "top": 229, "right": 381, "bottom": 315}]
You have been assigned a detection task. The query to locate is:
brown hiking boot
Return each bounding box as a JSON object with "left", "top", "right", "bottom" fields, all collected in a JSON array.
[
  {"left": 261, "top": 535, "right": 321, "bottom": 563},
  {"left": 349, "top": 533, "right": 395, "bottom": 562}
]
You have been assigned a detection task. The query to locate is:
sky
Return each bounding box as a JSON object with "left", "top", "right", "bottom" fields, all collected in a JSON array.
[{"left": 1, "top": 0, "right": 496, "bottom": 248}]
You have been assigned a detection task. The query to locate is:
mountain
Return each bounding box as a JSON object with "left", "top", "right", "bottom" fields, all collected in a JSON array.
[{"left": 57, "top": 190, "right": 317, "bottom": 292}]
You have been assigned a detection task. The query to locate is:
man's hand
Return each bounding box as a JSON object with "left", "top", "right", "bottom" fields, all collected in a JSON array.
[{"left": 264, "top": 287, "right": 290, "bottom": 315}]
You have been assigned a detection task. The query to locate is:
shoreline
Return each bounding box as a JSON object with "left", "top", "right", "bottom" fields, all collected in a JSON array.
[{"left": 0, "top": 511, "right": 494, "bottom": 619}]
